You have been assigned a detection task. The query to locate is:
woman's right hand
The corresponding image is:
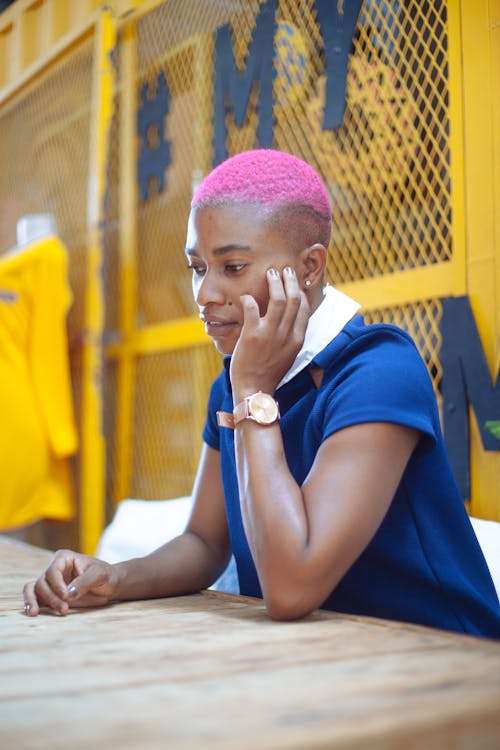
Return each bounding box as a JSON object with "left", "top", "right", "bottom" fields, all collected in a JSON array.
[{"left": 23, "top": 549, "right": 120, "bottom": 616}]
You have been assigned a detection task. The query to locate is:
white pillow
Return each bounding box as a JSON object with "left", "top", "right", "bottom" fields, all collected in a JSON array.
[
  {"left": 96, "top": 497, "right": 238, "bottom": 594},
  {"left": 97, "top": 497, "right": 194, "bottom": 562},
  {"left": 470, "top": 516, "right": 500, "bottom": 603}
]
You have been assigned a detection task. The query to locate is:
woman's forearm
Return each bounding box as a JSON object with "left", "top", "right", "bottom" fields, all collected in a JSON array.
[
  {"left": 113, "top": 530, "right": 229, "bottom": 601},
  {"left": 235, "top": 423, "right": 309, "bottom": 599}
]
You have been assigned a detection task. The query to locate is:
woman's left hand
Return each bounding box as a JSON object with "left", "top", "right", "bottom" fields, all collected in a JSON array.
[{"left": 229, "top": 266, "right": 310, "bottom": 399}]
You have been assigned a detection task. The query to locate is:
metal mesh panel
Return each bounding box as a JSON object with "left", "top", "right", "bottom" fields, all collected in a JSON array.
[
  {"left": 364, "top": 299, "right": 443, "bottom": 411},
  {"left": 0, "top": 0, "right": 456, "bottom": 525},
  {"left": 114, "top": 0, "right": 452, "bottom": 502},
  {"left": 131, "top": 0, "right": 451, "bottom": 300},
  {"left": 0, "top": 35, "right": 95, "bottom": 543},
  {"left": 130, "top": 0, "right": 451, "bottom": 287},
  {"left": 103, "top": 64, "right": 122, "bottom": 337},
  {"left": 0, "top": 38, "right": 94, "bottom": 337},
  {"left": 131, "top": 345, "right": 223, "bottom": 499},
  {"left": 275, "top": 0, "right": 450, "bottom": 283},
  {"left": 104, "top": 357, "right": 119, "bottom": 523},
  {"left": 103, "top": 62, "right": 122, "bottom": 517}
]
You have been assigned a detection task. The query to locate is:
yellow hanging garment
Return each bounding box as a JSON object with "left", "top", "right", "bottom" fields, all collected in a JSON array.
[{"left": 0, "top": 236, "right": 78, "bottom": 530}]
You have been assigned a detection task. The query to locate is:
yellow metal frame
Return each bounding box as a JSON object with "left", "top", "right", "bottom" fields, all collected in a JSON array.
[
  {"left": 0, "top": 3, "right": 117, "bottom": 552},
  {"left": 447, "top": 0, "right": 468, "bottom": 297},
  {"left": 460, "top": 0, "right": 500, "bottom": 520},
  {"left": 1, "top": 0, "right": 499, "bottom": 545},
  {"left": 108, "top": 12, "right": 216, "bottom": 507},
  {"left": 339, "top": 262, "right": 461, "bottom": 311},
  {"left": 0, "top": 0, "right": 107, "bottom": 93},
  {"left": 114, "top": 19, "right": 139, "bottom": 509},
  {"left": 339, "top": 0, "right": 467, "bottom": 312},
  {"left": 80, "top": 8, "right": 117, "bottom": 554}
]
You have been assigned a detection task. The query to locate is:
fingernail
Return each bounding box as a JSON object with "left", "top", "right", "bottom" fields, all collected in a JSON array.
[
  {"left": 267, "top": 268, "right": 279, "bottom": 278},
  {"left": 284, "top": 266, "right": 295, "bottom": 276},
  {"left": 68, "top": 585, "right": 78, "bottom": 598},
  {"left": 24, "top": 604, "right": 30, "bottom": 616}
]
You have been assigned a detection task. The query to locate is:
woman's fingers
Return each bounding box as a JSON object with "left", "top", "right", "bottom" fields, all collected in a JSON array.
[
  {"left": 264, "top": 267, "right": 292, "bottom": 328},
  {"left": 23, "top": 581, "right": 41, "bottom": 617},
  {"left": 64, "top": 593, "right": 111, "bottom": 609},
  {"left": 239, "top": 293, "right": 261, "bottom": 329},
  {"left": 231, "top": 266, "right": 311, "bottom": 394},
  {"left": 22, "top": 551, "right": 115, "bottom": 617},
  {"left": 266, "top": 267, "right": 307, "bottom": 342},
  {"left": 65, "top": 561, "right": 116, "bottom": 602},
  {"left": 23, "top": 575, "right": 69, "bottom": 616}
]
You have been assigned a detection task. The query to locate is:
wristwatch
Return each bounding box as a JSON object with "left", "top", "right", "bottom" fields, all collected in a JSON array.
[{"left": 233, "top": 391, "right": 280, "bottom": 426}]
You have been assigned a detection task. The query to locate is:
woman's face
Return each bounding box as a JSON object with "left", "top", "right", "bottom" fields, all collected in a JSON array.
[{"left": 185, "top": 203, "right": 298, "bottom": 355}]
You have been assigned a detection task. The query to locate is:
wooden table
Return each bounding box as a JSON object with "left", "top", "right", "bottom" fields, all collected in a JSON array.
[{"left": 1, "top": 536, "right": 500, "bottom": 749}]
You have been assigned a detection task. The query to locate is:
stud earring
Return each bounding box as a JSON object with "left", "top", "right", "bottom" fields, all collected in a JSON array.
[{"left": 304, "top": 279, "right": 312, "bottom": 287}]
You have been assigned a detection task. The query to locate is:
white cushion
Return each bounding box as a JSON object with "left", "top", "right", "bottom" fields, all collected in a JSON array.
[
  {"left": 97, "top": 497, "right": 194, "bottom": 562},
  {"left": 470, "top": 516, "right": 500, "bottom": 603},
  {"left": 96, "top": 497, "right": 238, "bottom": 594}
]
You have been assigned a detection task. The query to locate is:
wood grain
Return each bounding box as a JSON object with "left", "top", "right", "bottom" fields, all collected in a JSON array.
[{"left": 1, "top": 536, "right": 500, "bottom": 749}]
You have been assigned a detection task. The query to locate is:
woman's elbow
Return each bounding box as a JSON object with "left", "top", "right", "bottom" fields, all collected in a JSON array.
[
  {"left": 260, "top": 561, "right": 341, "bottom": 621},
  {"left": 263, "top": 588, "right": 317, "bottom": 622}
]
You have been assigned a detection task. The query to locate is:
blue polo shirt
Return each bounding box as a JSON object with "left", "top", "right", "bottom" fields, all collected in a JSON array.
[{"left": 203, "top": 316, "right": 500, "bottom": 638}]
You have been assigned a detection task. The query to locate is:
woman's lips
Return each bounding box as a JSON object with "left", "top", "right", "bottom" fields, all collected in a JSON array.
[{"left": 204, "top": 319, "right": 238, "bottom": 338}]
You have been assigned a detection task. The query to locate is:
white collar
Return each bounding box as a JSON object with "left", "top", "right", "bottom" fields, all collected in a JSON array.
[{"left": 277, "top": 285, "right": 361, "bottom": 389}]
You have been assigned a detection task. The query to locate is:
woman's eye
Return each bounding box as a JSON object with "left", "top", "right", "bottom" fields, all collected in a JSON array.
[
  {"left": 187, "top": 264, "right": 205, "bottom": 276},
  {"left": 225, "top": 264, "right": 245, "bottom": 273}
]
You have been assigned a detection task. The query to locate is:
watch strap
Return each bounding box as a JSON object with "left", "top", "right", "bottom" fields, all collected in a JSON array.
[
  {"left": 233, "top": 397, "right": 250, "bottom": 425},
  {"left": 216, "top": 392, "right": 279, "bottom": 429},
  {"left": 217, "top": 411, "right": 235, "bottom": 429}
]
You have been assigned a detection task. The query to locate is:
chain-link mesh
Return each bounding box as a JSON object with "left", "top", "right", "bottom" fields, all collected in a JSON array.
[
  {"left": 0, "top": 39, "right": 93, "bottom": 334},
  {"left": 120, "top": 0, "right": 450, "bottom": 502},
  {"left": 130, "top": 345, "right": 222, "bottom": 499},
  {"left": 0, "top": 36, "right": 94, "bottom": 544},
  {"left": 0, "top": 0, "right": 457, "bottom": 527}
]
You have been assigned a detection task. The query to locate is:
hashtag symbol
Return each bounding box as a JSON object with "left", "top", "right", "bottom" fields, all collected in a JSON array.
[{"left": 137, "top": 71, "right": 171, "bottom": 201}]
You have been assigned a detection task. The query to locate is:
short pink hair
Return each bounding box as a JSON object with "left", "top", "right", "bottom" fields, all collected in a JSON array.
[{"left": 191, "top": 149, "right": 332, "bottom": 224}]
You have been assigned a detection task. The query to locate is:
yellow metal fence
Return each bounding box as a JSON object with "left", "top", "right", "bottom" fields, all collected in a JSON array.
[{"left": 0, "top": 0, "right": 498, "bottom": 551}]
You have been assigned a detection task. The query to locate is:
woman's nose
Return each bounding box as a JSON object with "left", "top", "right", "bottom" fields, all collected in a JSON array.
[{"left": 194, "top": 270, "right": 226, "bottom": 307}]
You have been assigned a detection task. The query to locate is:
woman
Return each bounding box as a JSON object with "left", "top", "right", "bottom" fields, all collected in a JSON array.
[{"left": 23, "top": 149, "right": 500, "bottom": 637}]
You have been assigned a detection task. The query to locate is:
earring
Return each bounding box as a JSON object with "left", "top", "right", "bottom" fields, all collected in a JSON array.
[{"left": 304, "top": 279, "right": 312, "bottom": 287}]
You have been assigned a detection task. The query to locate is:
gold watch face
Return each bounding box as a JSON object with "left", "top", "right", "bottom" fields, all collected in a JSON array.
[{"left": 248, "top": 392, "right": 279, "bottom": 424}]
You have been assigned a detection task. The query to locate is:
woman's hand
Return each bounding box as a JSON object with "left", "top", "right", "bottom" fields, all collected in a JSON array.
[
  {"left": 23, "top": 549, "right": 120, "bottom": 616},
  {"left": 230, "top": 266, "right": 310, "bottom": 398}
]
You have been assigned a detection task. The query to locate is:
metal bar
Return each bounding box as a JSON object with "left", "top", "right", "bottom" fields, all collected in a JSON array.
[
  {"left": 106, "top": 316, "right": 209, "bottom": 359},
  {"left": 447, "top": 0, "right": 467, "bottom": 296},
  {"left": 80, "top": 7, "right": 116, "bottom": 554},
  {"left": 0, "top": 8, "right": 98, "bottom": 107},
  {"left": 337, "top": 262, "right": 458, "bottom": 312},
  {"left": 114, "top": 19, "right": 138, "bottom": 507},
  {"left": 460, "top": 0, "right": 500, "bottom": 521}
]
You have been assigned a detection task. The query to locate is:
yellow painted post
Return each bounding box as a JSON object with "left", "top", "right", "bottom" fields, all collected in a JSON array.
[
  {"left": 6, "top": 16, "right": 22, "bottom": 86},
  {"left": 80, "top": 8, "right": 116, "bottom": 553},
  {"left": 114, "top": 19, "right": 138, "bottom": 506},
  {"left": 490, "top": 0, "right": 500, "bottom": 351},
  {"left": 447, "top": 0, "right": 467, "bottom": 297},
  {"left": 190, "top": 30, "right": 216, "bottom": 475},
  {"left": 460, "top": 0, "right": 500, "bottom": 520},
  {"left": 21, "top": 2, "right": 40, "bottom": 69}
]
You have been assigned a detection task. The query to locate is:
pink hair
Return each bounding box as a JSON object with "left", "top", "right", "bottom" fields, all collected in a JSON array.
[{"left": 191, "top": 149, "right": 331, "bottom": 222}]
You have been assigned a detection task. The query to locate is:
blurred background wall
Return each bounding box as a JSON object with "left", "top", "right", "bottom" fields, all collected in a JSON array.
[{"left": 0, "top": 0, "right": 498, "bottom": 551}]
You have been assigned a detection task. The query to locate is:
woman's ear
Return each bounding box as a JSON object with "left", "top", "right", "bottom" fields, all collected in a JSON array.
[{"left": 298, "top": 243, "right": 327, "bottom": 290}]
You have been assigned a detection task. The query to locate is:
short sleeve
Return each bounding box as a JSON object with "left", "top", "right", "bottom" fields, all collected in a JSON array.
[
  {"left": 321, "top": 326, "right": 439, "bottom": 447},
  {"left": 202, "top": 370, "right": 226, "bottom": 451}
]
